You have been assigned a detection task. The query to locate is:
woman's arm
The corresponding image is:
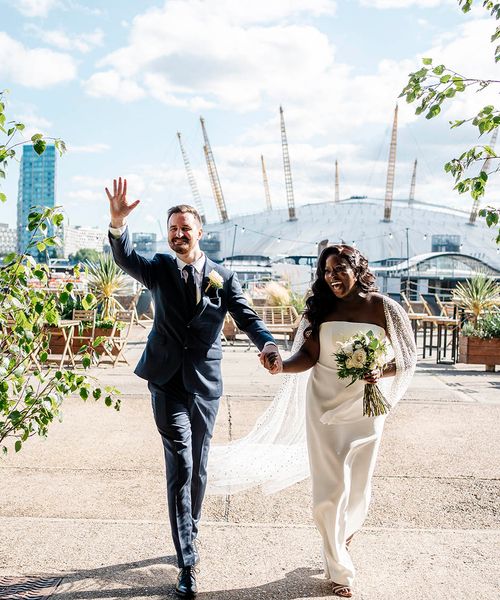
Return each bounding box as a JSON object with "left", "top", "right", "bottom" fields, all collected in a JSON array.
[{"left": 282, "top": 334, "right": 320, "bottom": 373}]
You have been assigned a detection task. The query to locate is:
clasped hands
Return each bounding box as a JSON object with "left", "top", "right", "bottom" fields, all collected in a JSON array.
[{"left": 259, "top": 345, "right": 283, "bottom": 375}]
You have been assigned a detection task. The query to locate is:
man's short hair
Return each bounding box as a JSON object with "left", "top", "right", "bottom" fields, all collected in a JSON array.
[{"left": 167, "top": 205, "right": 202, "bottom": 226}]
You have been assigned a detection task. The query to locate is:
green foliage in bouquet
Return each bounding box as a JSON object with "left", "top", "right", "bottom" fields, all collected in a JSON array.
[{"left": 334, "top": 330, "right": 390, "bottom": 417}]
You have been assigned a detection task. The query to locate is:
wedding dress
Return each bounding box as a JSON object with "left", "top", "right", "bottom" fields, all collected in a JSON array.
[
  {"left": 207, "top": 298, "right": 417, "bottom": 586},
  {"left": 307, "top": 321, "right": 390, "bottom": 586}
]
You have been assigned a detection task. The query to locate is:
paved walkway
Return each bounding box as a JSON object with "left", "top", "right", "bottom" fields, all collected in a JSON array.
[{"left": 1, "top": 327, "right": 498, "bottom": 599}]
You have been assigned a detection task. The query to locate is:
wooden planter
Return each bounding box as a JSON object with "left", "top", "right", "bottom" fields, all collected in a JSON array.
[
  {"left": 458, "top": 335, "right": 500, "bottom": 371},
  {"left": 48, "top": 327, "right": 120, "bottom": 356}
]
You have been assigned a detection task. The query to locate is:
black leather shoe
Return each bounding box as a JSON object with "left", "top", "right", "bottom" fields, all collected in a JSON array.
[{"left": 175, "top": 566, "right": 197, "bottom": 597}]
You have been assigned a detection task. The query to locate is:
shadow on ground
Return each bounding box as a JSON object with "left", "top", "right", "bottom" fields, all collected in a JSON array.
[{"left": 48, "top": 557, "right": 331, "bottom": 599}]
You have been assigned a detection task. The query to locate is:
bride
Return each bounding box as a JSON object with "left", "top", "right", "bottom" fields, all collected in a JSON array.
[{"left": 208, "top": 244, "right": 416, "bottom": 598}]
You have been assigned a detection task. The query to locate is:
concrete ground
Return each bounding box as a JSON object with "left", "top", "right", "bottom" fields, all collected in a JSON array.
[{"left": 0, "top": 326, "right": 499, "bottom": 599}]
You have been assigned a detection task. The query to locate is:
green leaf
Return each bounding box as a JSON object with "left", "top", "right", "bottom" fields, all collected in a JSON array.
[
  {"left": 432, "top": 65, "right": 445, "bottom": 75},
  {"left": 0, "top": 192, "right": 6, "bottom": 203},
  {"left": 52, "top": 213, "right": 64, "bottom": 227},
  {"left": 54, "top": 139, "right": 67, "bottom": 156},
  {"left": 82, "top": 293, "right": 95, "bottom": 310},
  {"left": 80, "top": 387, "right": 89, "bottom": 400},
  {"left": 426, "top": 104, "right": 441, "bottom": 119},
  {"left": 82, "top": 355, "right": 91, "bottom": 369},
  {"left": 40, "top": 351, "right": 48, "bottom": 362},
  {"left": 36, "top": 242, "right": 46, "bottom": 252},
  {"left": 422, "top": 57, "right": 432, "bottom": 65},
  {"left": 31, "top": 133, "right": 43, "bottom": 142},
  {"left": 33, "top": 139, "right": 46, "bottom": 155},
  {"left": 15, "top": 440, "right": 22, "bottom": 452}
]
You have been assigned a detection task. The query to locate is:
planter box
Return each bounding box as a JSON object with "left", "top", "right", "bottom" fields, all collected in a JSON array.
[
  {"left": 458, "top": 335, "right": 500, "bottom": 371},
  {"left": 48, "top": 327, "right": 120, "bottom": 356}
]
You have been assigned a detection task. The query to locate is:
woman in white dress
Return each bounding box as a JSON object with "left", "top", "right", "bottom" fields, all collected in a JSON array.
[{"left": 272, "top": 244, "right": 417, "bottom": 597}]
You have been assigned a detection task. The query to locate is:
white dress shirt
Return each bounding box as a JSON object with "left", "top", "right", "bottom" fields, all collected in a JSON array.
[{"left": 176, "top": 254, "right": 205, "bottom": 305}]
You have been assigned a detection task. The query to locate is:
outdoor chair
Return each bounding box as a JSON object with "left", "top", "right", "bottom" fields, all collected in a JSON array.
[
  {"left": 72, "top": 309, "right": 97, "bottom": 361},
  {"left": 400, "top": 291, "right": 427, "bottom": 339},
  {"left": 419, "top": 293, "right": 460, "bottom": 362},
  {"left": 129, "top": 287, "right": 154, "bottom": 329},
  {"left": 434, "top": 294, "right": 455, "bottom": 318},
  {"left": 100, "top": 309, "right": 135, "bottom": 366},
  {"left": 253, "top": 305, "right": 300, "bottom": 350}
]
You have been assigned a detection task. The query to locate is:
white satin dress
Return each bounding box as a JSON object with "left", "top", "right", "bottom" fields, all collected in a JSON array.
[{"left": 306, "top": 321, "right": 390, "bottom": 587}]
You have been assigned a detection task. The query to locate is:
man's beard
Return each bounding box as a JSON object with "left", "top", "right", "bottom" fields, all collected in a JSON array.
[{"left": 169, "top": 238, "right": 190, "bottom": 254}]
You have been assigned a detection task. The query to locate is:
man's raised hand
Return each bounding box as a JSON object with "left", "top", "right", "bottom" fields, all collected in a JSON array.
[{"left": 105, "top": 177, "right": 141, "bottom": 228}]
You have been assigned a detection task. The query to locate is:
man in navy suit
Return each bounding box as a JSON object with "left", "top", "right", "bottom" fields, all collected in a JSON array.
[{"left": 106, "top": 178, "right": 281, "bottom": 597}]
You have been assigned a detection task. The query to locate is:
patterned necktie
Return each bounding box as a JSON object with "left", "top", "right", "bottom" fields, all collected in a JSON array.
[{"left": 183, "top": 264, "right": 197, "bottom": 313}]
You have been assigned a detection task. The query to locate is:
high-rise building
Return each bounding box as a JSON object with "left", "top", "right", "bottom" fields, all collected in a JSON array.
[{"left": 17, "top": 144, "right": 56, "bottom": 255}]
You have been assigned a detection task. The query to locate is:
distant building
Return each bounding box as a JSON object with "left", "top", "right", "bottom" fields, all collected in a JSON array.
[
  {"left": 17, "top": 144, "right": 56, "bottom": 255},
  {"left": 63, "top": 225, "right": 106, "bottom": 259},
  {"left": 0, "top": 223, "right": 17, "bottom": 256}
]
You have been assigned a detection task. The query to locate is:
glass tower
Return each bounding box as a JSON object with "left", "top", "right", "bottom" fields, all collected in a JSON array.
[{"left": 17, "top": 144, "right": 56, "bottom": 255}]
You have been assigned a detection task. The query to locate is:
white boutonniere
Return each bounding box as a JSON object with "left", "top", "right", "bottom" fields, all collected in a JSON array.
[{"left": 205, "top": 269, "right": 224, "bottom": 292}]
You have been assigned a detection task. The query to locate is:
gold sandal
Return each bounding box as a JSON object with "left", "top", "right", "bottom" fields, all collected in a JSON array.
[{"left": 332, "top": 583, "right": 352, "bottom": 597}]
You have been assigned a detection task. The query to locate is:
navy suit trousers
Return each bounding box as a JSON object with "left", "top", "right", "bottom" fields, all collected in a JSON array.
[{"left": 149, "top": 372, "right": 220, "bottom": 567}]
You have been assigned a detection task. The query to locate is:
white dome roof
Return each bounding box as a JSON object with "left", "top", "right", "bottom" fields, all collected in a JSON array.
[{"left": 203, "top": 197, "right": 500, "bottom": 269}]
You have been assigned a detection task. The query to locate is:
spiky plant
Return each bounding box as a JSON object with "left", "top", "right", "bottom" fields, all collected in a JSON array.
[
  {"left": 86, "top": 253, "right": 126, "bottom": 320},
  {"left": 265, "top": 281, "right": 291, "bottom": 306},
  {"left": 453, "top": 273, "right": 500, "bottom": 325}
]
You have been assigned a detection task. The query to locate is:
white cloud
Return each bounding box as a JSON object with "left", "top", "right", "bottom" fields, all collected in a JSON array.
[
  {"left": 14, "top": 0, "right": 60, "bottom": 18},
  {"left": 0, "top": 32, "right": 76, "bottom": 87},
  {"left": 14, "top": 111, "right": 53, "bottom": 139},
  {"left": 418, "top": 17, "right": 499, "bottom": 124},
  {"left": 83, "top": 0, "right": 339, "bottom": 111},
  {"left": 25, "top": 24, "right": 104, "bottom": 53},
  {"left": 72, "top": 175, "right": 108, "bottom": 186},
  {"left": 67, "top": 189, "right": 102, "bottom": 203},
  {"left": 12, "top": 0, "right": 104, "bottom": 17},
  {"left": 360, "top": 0, "right": 448, "bottom": 8},
  {"left": 67, "top": 143, "right": 110, "bottom": 153},
  {"left": 74, "top": 1, "right": 498, "bottom": 225},
  {"left": 84, "top": 70, "right": 146, "bottom": 101}
]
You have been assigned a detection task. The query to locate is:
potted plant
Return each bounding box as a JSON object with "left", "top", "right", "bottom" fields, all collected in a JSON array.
[
  {"left": 458, "top": 312, "right": 500, "bottom": 372},
  {"left": 454, "top": 272, "right": 500, "bottom": 371},
  {"left": 453, "top": 273, "right": 500, "bottom": 325},
  {"left": 86, "top": 253, "right": 126, "bottom": 320}
]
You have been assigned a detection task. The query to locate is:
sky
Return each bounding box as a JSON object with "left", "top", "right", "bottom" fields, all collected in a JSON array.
[{"left": 1, "top": 0, "right": 498, "bottom": 236}]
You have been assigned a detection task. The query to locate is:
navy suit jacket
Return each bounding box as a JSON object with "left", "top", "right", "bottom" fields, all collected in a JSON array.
[{"left": 109, "top": 230, "right": 275, "bottom": 397}]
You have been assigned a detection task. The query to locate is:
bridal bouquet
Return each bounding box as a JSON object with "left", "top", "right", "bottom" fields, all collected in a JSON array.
[{"left": 334, "top": 330, "right": 390, "bottom": 417}]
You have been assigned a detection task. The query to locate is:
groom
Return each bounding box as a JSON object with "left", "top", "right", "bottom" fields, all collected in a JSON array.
[{"left": 106, "top": 178, "right": 281, "bottom": 597}]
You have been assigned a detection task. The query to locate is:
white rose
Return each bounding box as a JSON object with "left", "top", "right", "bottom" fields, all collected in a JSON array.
[
  {"left": 351, "top": 348, "right": 367, "bottom": 368},
  {"left": 342, "top": 342, "right": 354, "bottom": 355}
]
